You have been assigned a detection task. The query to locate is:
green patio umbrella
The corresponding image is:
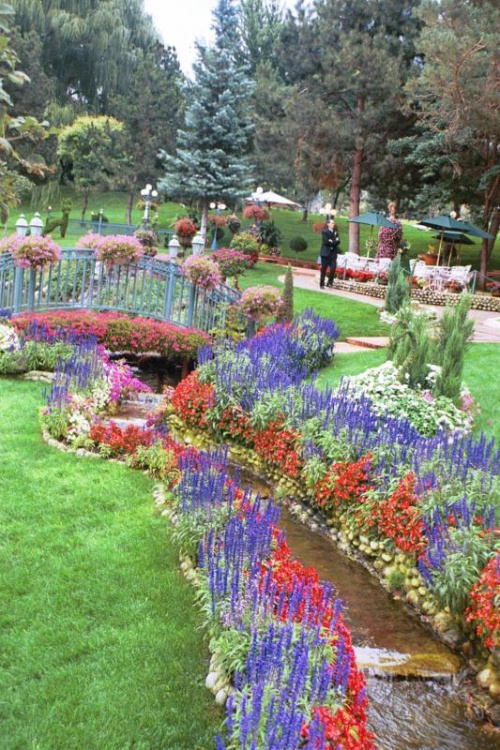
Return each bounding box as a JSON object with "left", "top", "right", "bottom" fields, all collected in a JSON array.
[
  {"left": 418, "top": 214, "right": 473, "bottom": 266},
  {"left": 450, "top": 219, "right": 494, "bottom": 240},
  {"left": 432, "top": 231, "right": 475, "bottom": 265},
  {"left": 348, "top": 212, "right": 398, "bottom": 256}
]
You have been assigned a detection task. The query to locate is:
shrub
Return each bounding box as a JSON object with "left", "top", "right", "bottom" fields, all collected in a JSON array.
[
  {"left": 230, "top": 231, "right": 260, "bottom": 265},
  {"left": 94, "top": 235, "right": 144, "bottom": 266},
  {"left": 258, "top": 220, "right": 282, "bottom": 248},
  {"left": 389, "top": 306, "right": 433, "bottom": 390},
  {"left": 11, "top": 236, "right": 62, "bottom": 270},
  {"left": 0, "top": 322, "right": 19, "bottom": 352},
  {"left": 289, "top": 236, "right": 308, "bottom": 254},
  {"left": 180, "top": 255, "right": 223, "bottom": 290}
]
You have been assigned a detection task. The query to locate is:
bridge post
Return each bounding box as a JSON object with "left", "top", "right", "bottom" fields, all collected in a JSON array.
[
  {"left": 13, "top": 267, "right": 23, "bottom": 313},
  {"left": 28, "top": 270, "right": 36, "bottom": 311},
  {"left": 162, "top": 262, "right": 176, "bottom": 321},
  {"left": 186, "top": 284, "right": 197, "bottom": 328}
]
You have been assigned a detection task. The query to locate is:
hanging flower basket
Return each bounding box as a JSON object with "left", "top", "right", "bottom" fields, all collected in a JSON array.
[
  {"left": 174, "top": 217, "right": 197, "bottom": 247},
  {"left": 94, "top": 235, "right": 144, "bottom": 266},
  {"left": 180, "top": 255, "right": 222, "bottom": 291},
  {"left": 11, "top": 236, "right": 62, "bottom": 271}
]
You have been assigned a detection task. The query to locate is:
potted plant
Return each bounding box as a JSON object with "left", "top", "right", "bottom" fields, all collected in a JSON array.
[
  {"left": 11, "top": 235, "right": 62, "bottom": 271},
  {"left": 419, "top": 245, "right": 438, "bottom": 266},
  {"left": 174, "top": 217, "right": 197, "bottom": 248}
]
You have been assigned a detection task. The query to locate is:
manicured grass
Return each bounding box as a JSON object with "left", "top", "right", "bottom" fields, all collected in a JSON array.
[
  {"left": 240, "top": 263, "right": 391, "bottom": 340},
  {"left": 0, "top": 380, "right": 220, "bottom": 750},
  {"left": 316, "top": 344, "right": 500, "bottom": 444}
]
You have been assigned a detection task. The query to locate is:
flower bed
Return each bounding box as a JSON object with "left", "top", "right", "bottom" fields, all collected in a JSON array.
[
  {"left": 160, "top": 310, "right": 500, "bottom": 713},
  {"left": 12, "top": 310, "right": 211, "bottom": 361},
  {"left": 37, "top": 334, "right": 374, "bottom": 749}
]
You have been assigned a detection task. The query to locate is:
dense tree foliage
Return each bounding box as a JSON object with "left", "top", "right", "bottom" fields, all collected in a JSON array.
[{"left": 159, "top": 0, "right": 255, "bottom": 236}]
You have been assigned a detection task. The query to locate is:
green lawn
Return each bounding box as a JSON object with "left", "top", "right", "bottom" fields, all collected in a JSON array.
[
  {"left": 0, "top": 380, "right": 220, "bottom": 750},
  {"left": 5, "top": 189, "right": 498, "bottom": 272},
  {"left": 316, "top": 344, "right": 500, "bottom": 444},
  {"left": 241, "top": 263, "right": 390, "bottom": 340}
]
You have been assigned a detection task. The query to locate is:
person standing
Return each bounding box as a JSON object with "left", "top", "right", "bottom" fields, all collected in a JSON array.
[
  {"left": 319, "top": 219, "right": 340, "bottom": 288},
  {"left": 375, "top": 201, "right": 402, "bottom": 260}
]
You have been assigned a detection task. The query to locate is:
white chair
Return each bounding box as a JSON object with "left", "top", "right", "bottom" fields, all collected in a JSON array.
[{"left": 449, "top": 265, "right": 472, "bottom": 289}]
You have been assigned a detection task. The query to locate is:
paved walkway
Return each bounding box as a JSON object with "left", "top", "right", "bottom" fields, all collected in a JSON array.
[{"left": 279, "top": 268, "right": 500, "bottom": 345}]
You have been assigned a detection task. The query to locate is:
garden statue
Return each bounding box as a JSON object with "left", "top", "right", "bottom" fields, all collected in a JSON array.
[{"left": 43, "top": 199, "right": 72, "bottom": 238}]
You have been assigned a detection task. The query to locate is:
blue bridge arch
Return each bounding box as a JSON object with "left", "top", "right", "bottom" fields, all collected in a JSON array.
[{"left": 0, "top": 248, "right": 245, "bottom": 334}]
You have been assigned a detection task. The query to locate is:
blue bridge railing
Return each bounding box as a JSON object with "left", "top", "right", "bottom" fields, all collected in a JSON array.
[{"left": 0, "top": 248, "right": 244, "bottom": 335}]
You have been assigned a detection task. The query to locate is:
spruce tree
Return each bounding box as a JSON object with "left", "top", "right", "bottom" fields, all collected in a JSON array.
[
  {"left": 385, "top": 254, "right": 409, "bottom": 315},
  {"left": 158, "top": 0, "right": 255, "bottom": 238}
]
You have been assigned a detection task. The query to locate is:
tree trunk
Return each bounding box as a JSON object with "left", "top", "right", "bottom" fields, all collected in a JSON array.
[
  {"left": 479, "top": 206, "right": 499, "bottom": 287},
  {"left": 81, "top": 193, "right": 89, "bottom": 220},
  {"left": 348, "top": 148, "right": 363, "bottom": 253},
  {"left": 200, "top": 200, "right": 209, "bottom": 242},
  {"left": 126, "top": 191, "right": 134, "bottom": 226},
  {"left": 302, "top": 205, "right": 309, "bottom": 223},
  {"left": 348, "top": 97, "right": 365, "bottom": 254}
]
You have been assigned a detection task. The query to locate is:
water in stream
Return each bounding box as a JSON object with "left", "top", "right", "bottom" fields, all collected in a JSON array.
[{"left": 240, "top": 472, "right": 500, "bottom": 750}]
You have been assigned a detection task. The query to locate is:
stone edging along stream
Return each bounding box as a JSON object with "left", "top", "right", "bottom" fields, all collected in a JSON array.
[{"left": 163, "top": 415, "right": 500, "bottom": 726}]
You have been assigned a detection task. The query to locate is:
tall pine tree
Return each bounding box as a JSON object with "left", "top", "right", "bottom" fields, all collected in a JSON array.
[{"left": 158, "top": 0, "right": 255, "bottom": 237}]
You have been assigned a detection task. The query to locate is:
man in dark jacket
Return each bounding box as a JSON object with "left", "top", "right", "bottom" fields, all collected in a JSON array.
[{"left": 319, "top": 220, "right": 340, "bottom": 288}]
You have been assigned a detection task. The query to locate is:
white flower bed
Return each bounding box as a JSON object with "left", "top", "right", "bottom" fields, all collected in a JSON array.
[
  {"left": 0, "top": 322, "right": 19, "bottom": 352},
  {"left": 343, "top": 361, "right": 476, "bottom": 436}
]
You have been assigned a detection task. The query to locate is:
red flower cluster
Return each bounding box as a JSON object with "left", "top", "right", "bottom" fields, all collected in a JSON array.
[
  {"left": 263, "top": 539, "right": 374, "bottom": 749},
  {"left": 174, "top": 216, "right": 197, "bottom": 238},
  {"left": 89, "top": 421, "right": 156, "bottom": 455},
  {"left": 171, "top": 372, "right": 215, "bottom": 428},
  {"left": 216, "top": 404, "right": 255, "bottom": 446},
  {"left": 367, "top": 472, "right": 426, "bottom": 554},
  {"left": 465, "top": 552, "right": 500, "bottom": 650},
  {"left": 253, "top": 417, "right": 303, "bottom": 477},
  {"left": 242, "top": 205, "right": 269, "bottom": 222},
  {"left": 334, "top": 269, "right": 374, "bottom": 283},
  {"left": 301, "top": 705, "right": 375, "bottom": 750},
  {"left": 315, "top": 455, "right": 373, "bottom": 513},
  {"left": 14, "top": 310, "right": 211, "bottom": 361}
]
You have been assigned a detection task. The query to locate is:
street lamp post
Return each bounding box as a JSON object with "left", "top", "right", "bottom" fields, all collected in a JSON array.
[
  {"left": 319, "top": 202, "right": 336, "bottom": 222},
  {"left": 209, "top": 201, "right": 226, "bottom": 251},
  {"left": 140, "top": 184, "right": 158, "bottom": 229}
]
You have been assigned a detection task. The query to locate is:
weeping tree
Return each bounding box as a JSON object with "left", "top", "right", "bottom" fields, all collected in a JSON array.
[
  {"left": 10, "top": 0, "right": 158, "bottom": 108},
  {"left": 158, "top": 0, "right": 255, "bottom": 239}
]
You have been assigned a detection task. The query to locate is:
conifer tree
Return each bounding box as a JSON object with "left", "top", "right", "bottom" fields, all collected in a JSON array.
[
  {"left": 281, "top": 265, "right": 294, "bottom": 323},
  {"left": 158, "top": 0, "right": 255, "bottom": 238},
  {"left": 434, "top": 295, "right": 474, "bottom": 402},
  {"left": 385, "top": 254, "right": 409, "bottom": 315}
]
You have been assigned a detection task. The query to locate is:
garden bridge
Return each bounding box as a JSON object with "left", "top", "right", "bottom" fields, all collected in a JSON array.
[{"left": 0, "top": 248, "right": 242, "bottom": 334}]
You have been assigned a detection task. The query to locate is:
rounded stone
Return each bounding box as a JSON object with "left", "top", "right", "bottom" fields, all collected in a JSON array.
[
  {"left": 478, "top": 668, "right": 494, "bottom": 689},
  {"left": 215, "top": 689, "right": 228, "bottom": 705},
  {"left": 489, "top": 681, "right": 500, "bottom": 700}
]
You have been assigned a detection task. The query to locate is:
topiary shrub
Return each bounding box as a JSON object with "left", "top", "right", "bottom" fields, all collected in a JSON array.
[
  {"left": 258, "top": 220, "right": 282, "bottom": 248},
  {"left": 289, "top": 236, "right": 308, "bottom": 255},
  {"left": 280, "top": 265, "right": 294, "bottom": 324}
]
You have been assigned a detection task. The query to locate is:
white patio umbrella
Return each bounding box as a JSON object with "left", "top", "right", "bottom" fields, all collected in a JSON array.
[{"left": 247, "top": 190, "right": 302, "bottom": 210}]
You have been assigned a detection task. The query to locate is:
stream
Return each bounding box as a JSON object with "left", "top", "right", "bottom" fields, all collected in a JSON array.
[{"left": 242, "top": 472, "right": 500, "bottom": 750}]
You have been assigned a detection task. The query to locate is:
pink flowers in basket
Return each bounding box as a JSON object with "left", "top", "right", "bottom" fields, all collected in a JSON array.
[
  {"left": 239, "top": 285, "right": 283, "bottom": 321},
  {"left": 94, "top": 235, "right": 144, "bottom": 266},
  {"left": 180, "top": 255, "right": 222, "bottom": 291},
  {"left": 11, "top": 236, "right": 62, "bottom": 271}
]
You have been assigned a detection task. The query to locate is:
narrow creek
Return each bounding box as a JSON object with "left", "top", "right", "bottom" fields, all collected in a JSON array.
[{"left": 241, "top": 472, "right": 500, "bottom": 750}]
